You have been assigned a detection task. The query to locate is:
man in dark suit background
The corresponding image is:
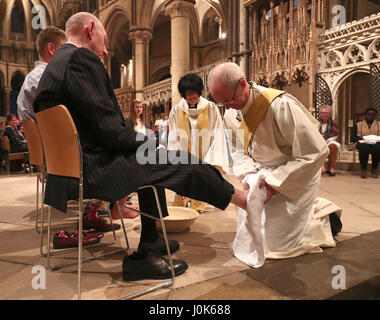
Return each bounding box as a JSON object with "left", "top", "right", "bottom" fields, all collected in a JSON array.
[{"left": 34, "top": 12, "right": 250, "bottom": 280}]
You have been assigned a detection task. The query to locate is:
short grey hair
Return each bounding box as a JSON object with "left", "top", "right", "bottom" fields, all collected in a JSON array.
[
  {"left": 319, "top": 105, "right": 333, "bottom": 117},
  {"left": 208, "top": 62, "right": 245, "bottom": 89}
]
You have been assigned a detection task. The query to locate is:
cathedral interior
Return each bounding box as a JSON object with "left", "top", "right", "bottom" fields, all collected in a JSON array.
[{"left": 0, "top": 0, "right": 379, "bottom": 147}]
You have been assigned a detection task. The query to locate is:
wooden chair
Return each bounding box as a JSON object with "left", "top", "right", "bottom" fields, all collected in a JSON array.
[
  {"left": 22, "top": 119, "right": 46, "bottom": 254},
  {"left": 36, "top": 105, "right": 175, "bottom": 300},
  {"left": 1, "top": 135, "right": 28, "bottom": 175}
]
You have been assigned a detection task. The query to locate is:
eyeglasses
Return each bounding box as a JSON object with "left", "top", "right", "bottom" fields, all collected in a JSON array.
[{"left": 221, "top": 78, "right": 244, "bottom": 106}]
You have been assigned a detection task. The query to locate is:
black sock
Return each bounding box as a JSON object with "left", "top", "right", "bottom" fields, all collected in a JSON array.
[{"left": 139, "top": 215, "right": 159, "bottom": 244}]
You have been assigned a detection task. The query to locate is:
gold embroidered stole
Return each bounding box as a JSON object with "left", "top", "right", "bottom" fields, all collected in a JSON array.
[
  {"left": 239, "top": 88, "right": 285, "bottom": 151},
  {"left": 177, "top": 105, "right": 210, "bottom": 159}
]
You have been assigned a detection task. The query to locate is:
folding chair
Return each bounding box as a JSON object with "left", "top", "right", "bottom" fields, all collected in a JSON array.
[
  {"left": 36, "top": 105, "right": 175, "bottom": 300},
  {"left": 1, "top": 135, "right": 28, "bottom": 175},
  {"left": 22, "top": 119, "right": 46, "bottom": 255}
]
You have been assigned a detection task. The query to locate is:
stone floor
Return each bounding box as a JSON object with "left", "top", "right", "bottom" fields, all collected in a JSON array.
[{"left": 0, "top": 169, "right": 379, "bottom": 300}]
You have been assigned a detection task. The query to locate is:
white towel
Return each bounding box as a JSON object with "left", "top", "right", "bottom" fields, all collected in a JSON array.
[{"left": 233, "top": 169, "right": 272, "bottom": 268}]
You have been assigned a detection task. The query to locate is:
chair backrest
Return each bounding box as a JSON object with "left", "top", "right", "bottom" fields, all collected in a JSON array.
[
  {"left": 36, "top": 105, "right": 81, "bottom": 178},
  {"left": 1, "top": 135, "right": 10, "bottom": 152},
  {"left": 23, "top": 119, "right": 44, "bottom": 167}
]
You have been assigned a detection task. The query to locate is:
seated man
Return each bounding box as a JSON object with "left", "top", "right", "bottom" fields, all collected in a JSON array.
[
  {"left": 33, "top": 12, "right": 252, "bottom": 280},
  {"left": 351, "top": 107, "right": 380, "bottom": 178},
  {"left": 208, "top": 62, "right": 342, "bottom": 268}
]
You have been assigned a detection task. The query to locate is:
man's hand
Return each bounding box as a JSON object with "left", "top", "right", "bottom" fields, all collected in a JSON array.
[{"left": 259, "top": 179, "right": 277, "bottom": 204}]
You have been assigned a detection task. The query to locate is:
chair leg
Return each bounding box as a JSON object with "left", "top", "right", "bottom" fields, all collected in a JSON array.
[
  {"left": 47, "top": 207, "right": 52, "bottom": 269},
  {"left": 120, "top": 185, "right": 175, "bottom": 300},
  {"left": 116, "top": 201, "right": 130, "bottom": 250},
  {"left": 78, "top": 194, "right": 83, "bottom": 300},
  {"left": 36, "top": 173, "right": 40, "bottom": 234}
]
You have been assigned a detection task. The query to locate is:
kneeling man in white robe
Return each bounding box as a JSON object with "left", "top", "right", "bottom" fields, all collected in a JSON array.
[{"left": 208, "top": 62, "right": 342, "bottom": 268}]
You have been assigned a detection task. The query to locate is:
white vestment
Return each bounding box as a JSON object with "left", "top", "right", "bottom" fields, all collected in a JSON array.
[
  {"left": 168, "top": 96, "right": 229, "bottom": 173},
  {"left": 224, "top": 85, "right": 340, "bottom": 267}
]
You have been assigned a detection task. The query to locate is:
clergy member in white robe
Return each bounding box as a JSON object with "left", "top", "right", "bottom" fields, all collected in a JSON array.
[
  {"left": 168, "top": 73, "right": 229, "bottom": 211},
  {"left": 208, "top": 62, "right": 341, "bottom": 268}
]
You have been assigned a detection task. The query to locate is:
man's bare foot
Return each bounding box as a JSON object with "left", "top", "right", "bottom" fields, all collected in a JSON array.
[
  {"left": 111, "top": 204, "right": 140, "bottom": 220},
  {"left": 230, "top": 189, "right": 249, "bottom": 211}
]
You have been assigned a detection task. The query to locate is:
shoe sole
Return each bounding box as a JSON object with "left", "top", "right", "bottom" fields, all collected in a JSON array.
[{"left": 122, "top": 265, "right": 188, "bottom": 281}]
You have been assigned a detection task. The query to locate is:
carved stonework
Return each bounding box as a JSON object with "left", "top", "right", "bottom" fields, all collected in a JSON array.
[
  {"left": 318, "top": 12, "right": 380, "bottom": 97},
  {"left": 143, "top": 78, "right": 172, "bottom": 107},
  {"left": 292, "top": 67, "right": 309, "bottom": 87},
  {"left": 115, "top": 86, "right": 133, "bottom": 115},
  {"left": 128, "top": 28, "right": 152, "bottom": 43},
  {"left": 165, "top": 0, "right": 195, "bottom": 20}
]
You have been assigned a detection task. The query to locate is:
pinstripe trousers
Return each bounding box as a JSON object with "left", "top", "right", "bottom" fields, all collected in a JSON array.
[{"left": 137, "top": 149, "right": 234, "bottom": 219}]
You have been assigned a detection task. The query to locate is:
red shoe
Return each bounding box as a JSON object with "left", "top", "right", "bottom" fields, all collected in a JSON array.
[
  {"left": 53, "top": 230, "right": 100, "bottom": 249},
  {"left": 82, "top": 205, "right": 121, "bottom": 232}
]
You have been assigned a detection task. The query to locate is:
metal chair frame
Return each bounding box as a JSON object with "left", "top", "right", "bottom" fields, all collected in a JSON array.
[{"left": 36, "top": 105, "right": 175, "bottom": 300}]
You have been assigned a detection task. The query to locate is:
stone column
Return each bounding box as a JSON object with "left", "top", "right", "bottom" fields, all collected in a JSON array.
[
  {"left": 4, "top": 87, "right": 10, "bottom": 116},
  {"left": 166, "top": 0, "right": 195, "bottom": 106},
  {"left": 192, "top": 47, "right": 202, "bottom": 69},
  {"left": 129, "top": 28, "right": 152, "bottom": 101}
]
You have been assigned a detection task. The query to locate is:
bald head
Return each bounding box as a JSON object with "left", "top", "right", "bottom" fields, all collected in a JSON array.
[
  {"left": 208, "top": 62, "right": 249, "bottom": 110},
  {"left": 208, "top": 62, "right": 245, "bottom": 90},
  {"left": 65, "top": 12, "right": 108, "bottom": 58},
  {"left": 66, "top": 12, "right": 102, "bottom": 36}
]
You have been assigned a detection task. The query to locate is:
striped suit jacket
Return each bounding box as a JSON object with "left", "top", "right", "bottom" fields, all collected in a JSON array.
[{"left": 34, "top": 43, "right": 151, "bottom": 212}]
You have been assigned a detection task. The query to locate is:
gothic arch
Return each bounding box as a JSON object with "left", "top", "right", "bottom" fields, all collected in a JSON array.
[
  {"left": 324, "top": 50, "right": 344, "bottom": 69},
  {"left": 0, "top": 70, "right": 5, "bottom": 116},
  {"left": 150, "top": 64, "right": 171, "bottom": 84},
  {"left": 201, "top": 7, "right": 220, "bottom": 43},
  {"left": 344, "top": 44, "right": 366, "bottom": 66},
  {"left": 102, "top": 5, "right": 131, "bottom": 48},
  {"left": 367, "top": 38, "right": 380, "bottom": 61},
  {"left": 331, "top": 67, "right": 370, "bottom": 102}
]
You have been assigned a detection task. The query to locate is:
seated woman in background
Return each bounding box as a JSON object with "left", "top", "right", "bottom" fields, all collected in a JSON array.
[
  {"left": 351, "top": 107, "right": 380, "bottom": 179},
  {"left": 319, "top": 105, "right": 340, "bottom": 176},
  {"left": 1, "top": 114, "right": 28, "bottom": 153}
]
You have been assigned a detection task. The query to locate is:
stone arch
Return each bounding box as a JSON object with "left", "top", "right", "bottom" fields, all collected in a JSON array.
[
  {"left": 103, "top": 6, "right": 132, "bottom": 90},
  {"left": 330, "top": 67, "right": 371, "bottom": 145},
  {"left": 331, "top": 67, "right": 370, "bottom": 101},
  {"left": 10, "top": 0, "right": 25, "bottom": 34},
  {"left": 150, "top": 65, "right": 171, "bottom": 84},
  {"left": 201, "top": 7, "right": 220, "bottom": 42},
  {"left": 344, "top": 44, "right": 366, "bottom": 66},
  {"left": 0, "top": 70, "right": 5, "bottom": 116},
  {"left": 150, "top": 11, "right": 171, "bottom": 85},
  {"left": 367, "top": 38, "right": 380, "bottom": 61},
  {"left": 324, "top": 50, "right": 344, "bottom": 69}
]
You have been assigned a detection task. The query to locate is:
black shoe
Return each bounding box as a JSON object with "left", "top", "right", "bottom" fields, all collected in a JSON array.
[
  {"left": 138, "top": 237, "right": 180, "bottom": 255},
  {"left": 328, "top": 171, "right": 336, "bottom": 176},
  {"left": 329, "top": 212, "right": 342, "bottom": 236},
  {"left": 122, "top": 250, "right": 188, "bottom": 281}
]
